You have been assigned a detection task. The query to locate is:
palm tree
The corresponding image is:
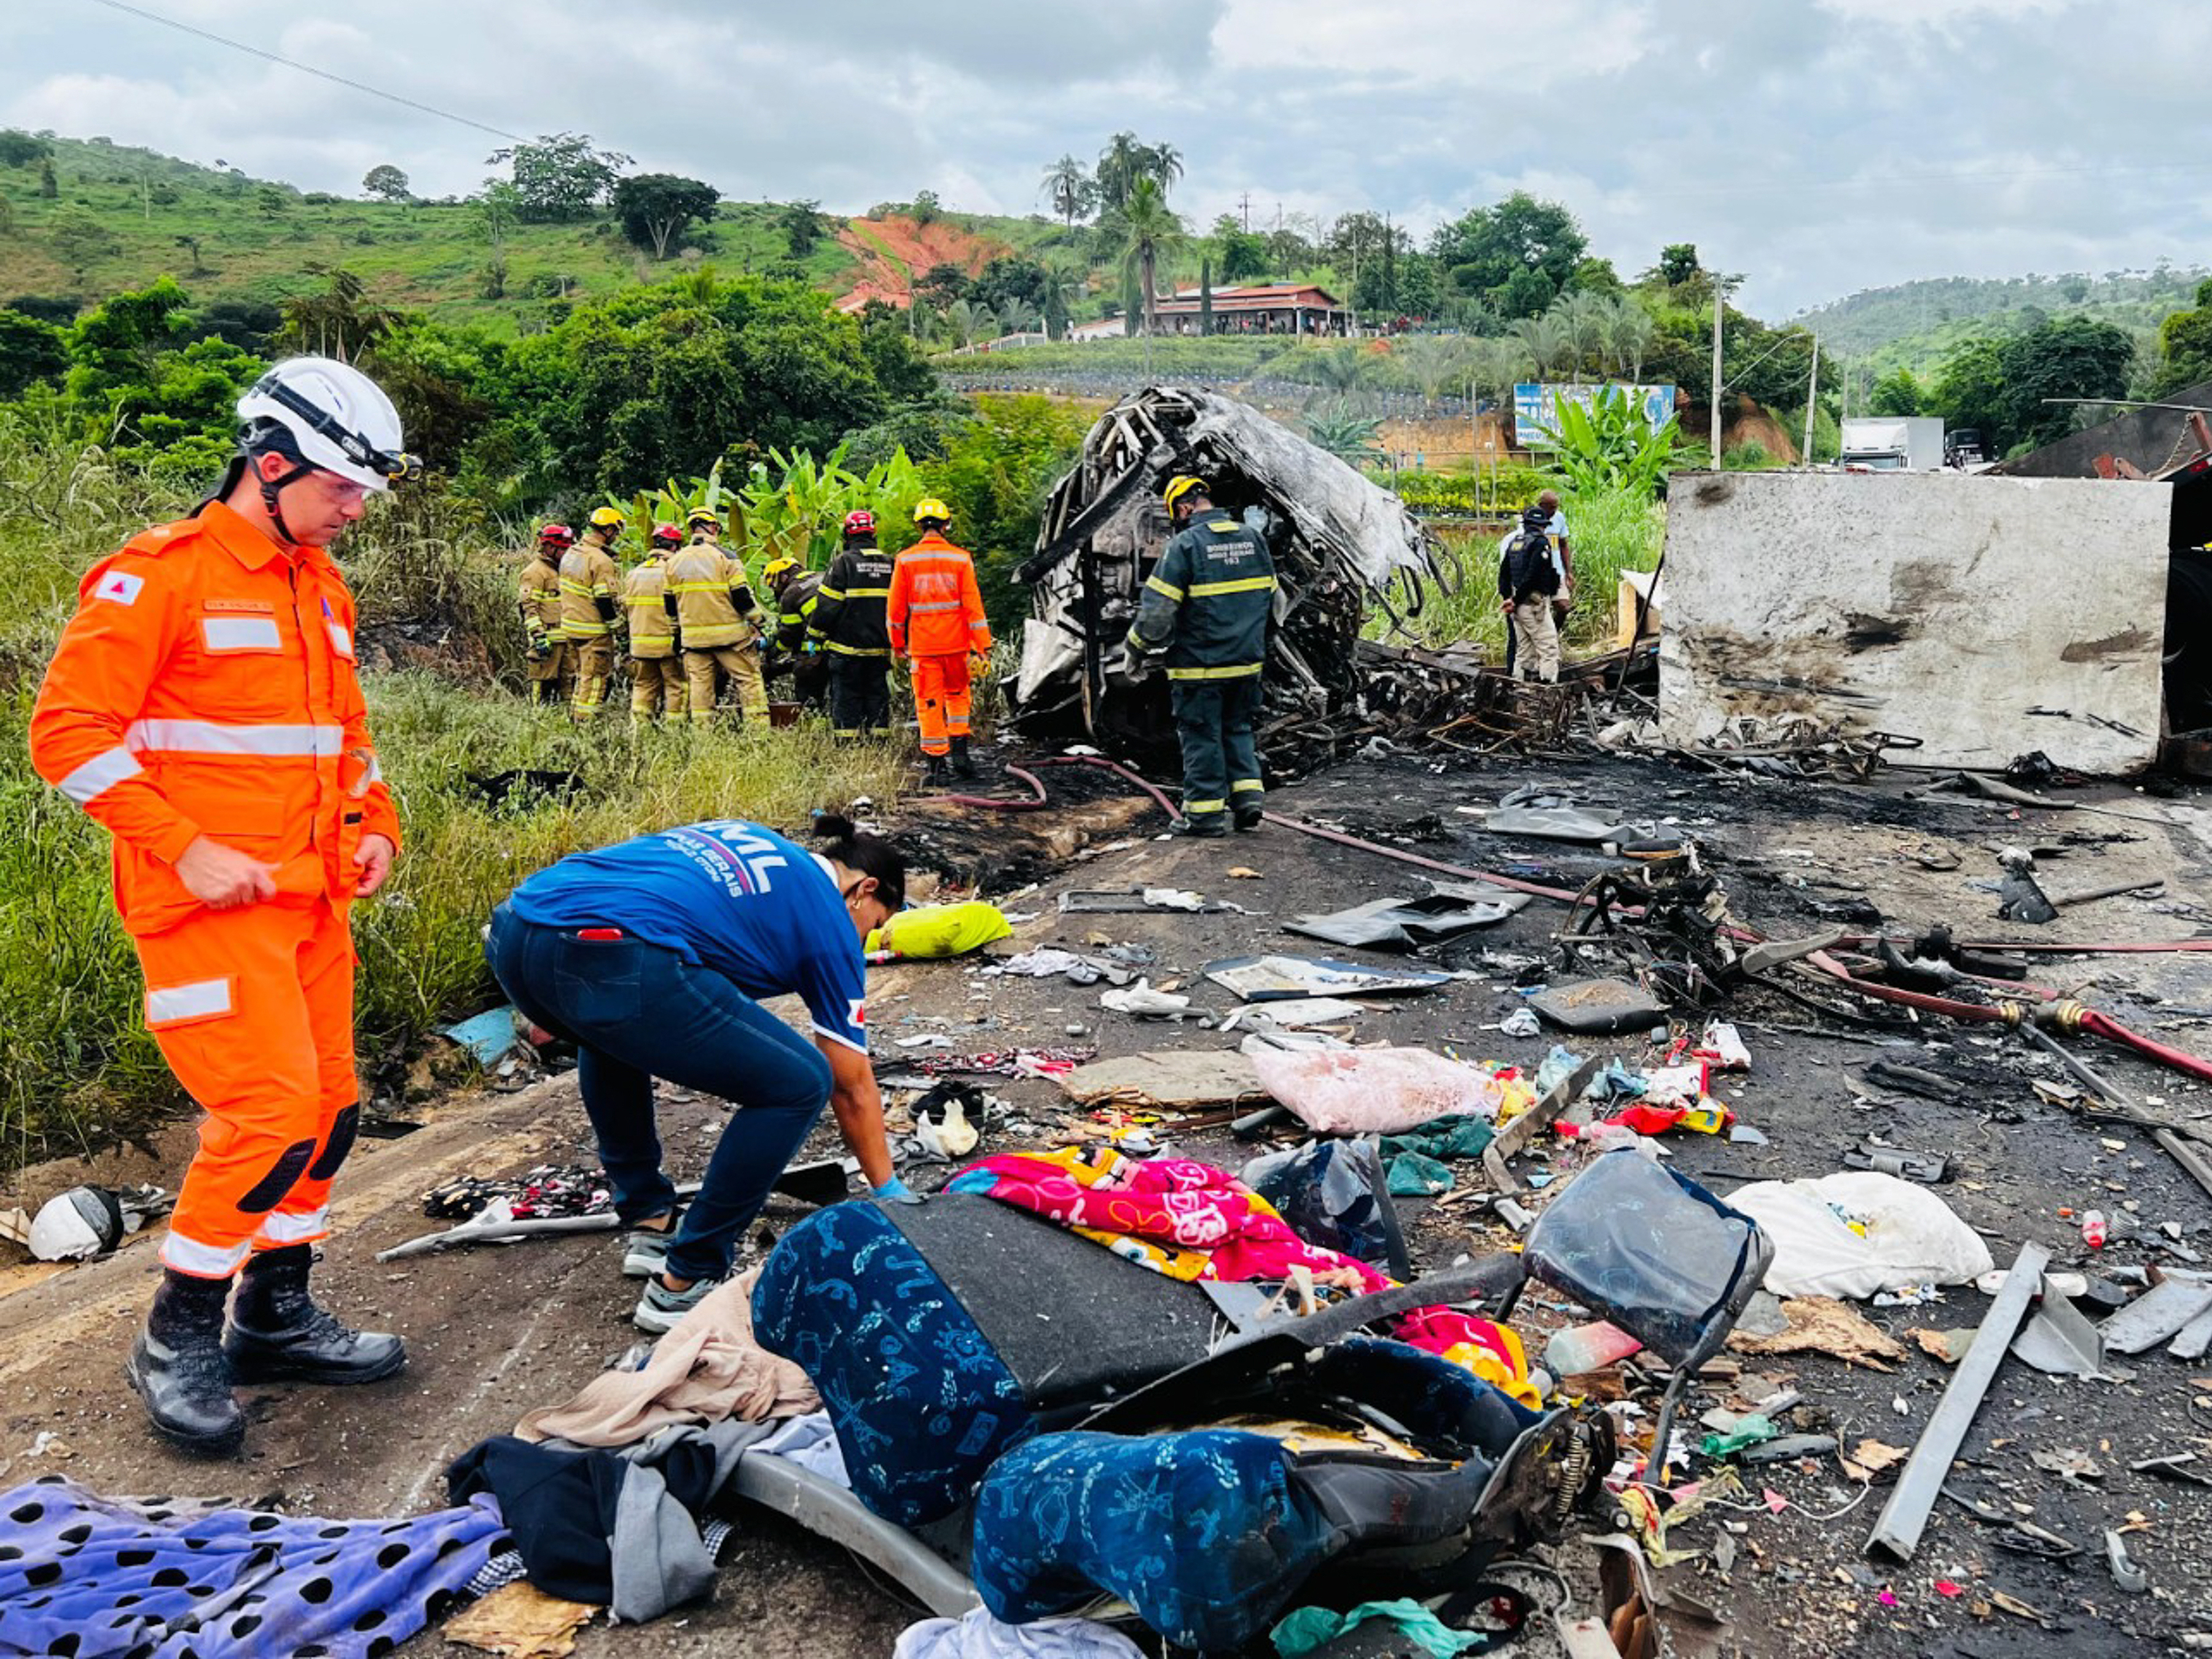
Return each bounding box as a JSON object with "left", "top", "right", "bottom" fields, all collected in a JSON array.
[
  {"left": 1467, "top": 339, "right": 1534, "bottom": 409},
  {"left": 996, "top": 298, "right": 1041, "bottom": 338},
  {"left": 1104, "top": 178, "right": 1186, "bottom": 335},
  {"left": 1145, "top": 143, "right": 1184, "bottom": 198},
  {"left": 1552, "top": 291, "right": 1613, "bottom": 384},
  {"left": 1604, "top": 297, "right": 1657, "bottom": 382},
  {"left": 1039, "top": 154, "right": 1091, "bottom": 231},
  {"left": 1395, "top": 335, "right": 1472, "bottom": 408},
  {"left": 1097, "top": 132, "right": 1147, "bottom": 212},
  {"left": 945, "top": 299, "right": 991, "bottom": 348},
  {"left": 1513, "top": 314, "right": 1567, "bottom": 382}
]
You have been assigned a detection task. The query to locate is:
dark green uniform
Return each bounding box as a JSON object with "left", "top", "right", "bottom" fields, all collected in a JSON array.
[
  {"left": 773, "top": 571, "right": 828, "bottom": 710},
  {"left": 813, "top": 542, "right": 896, "bottom": 737},
  {"left": 1126, "top": 512, "right": 1277, "bottom": 828}
]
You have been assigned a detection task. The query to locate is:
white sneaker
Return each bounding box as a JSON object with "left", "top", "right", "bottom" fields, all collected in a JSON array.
[{"left": 633, "top": 1273, "right": 721, "bottom": 1334}]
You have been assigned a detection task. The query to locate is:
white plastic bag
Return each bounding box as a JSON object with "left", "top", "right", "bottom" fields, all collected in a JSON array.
[
  {"left": 1249, "top": 1045, "right": 1500, "bottom": 1135},
  {"left": 1728, "top": 1171, "right": 1994, "bottom": 1300}
]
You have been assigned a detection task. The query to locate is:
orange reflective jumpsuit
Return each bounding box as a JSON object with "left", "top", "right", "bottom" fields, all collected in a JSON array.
[
  {"left": 885, "top": 531, "right": 992, "bottom": 757},
  {"left": 28, "top": 500, "right": 401, "bottom": 1279}
]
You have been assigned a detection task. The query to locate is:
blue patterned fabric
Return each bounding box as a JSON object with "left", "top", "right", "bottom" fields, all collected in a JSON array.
[
  {"left": 0, "top": 1475, "right": 506, "bottom": 1659},
  {"left": 752, "top": 1200, "right": 1032, "bottom": 1526},
  {"left": 972, "top": 1431, "right": 1334, "bottom": 1653}
]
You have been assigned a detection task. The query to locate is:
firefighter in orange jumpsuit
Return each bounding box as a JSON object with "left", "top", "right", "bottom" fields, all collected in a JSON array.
[
  {"left": 885, "top": 498, "right": 992, "bottom": 783},
  {"left": 28, "top": 356, "right": 412, "bottom": 1454}
]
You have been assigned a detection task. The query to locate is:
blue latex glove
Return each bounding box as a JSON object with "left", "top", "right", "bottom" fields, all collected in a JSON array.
[{"left": 873, "top": 1175, "right": 923, "bottom": 1205}]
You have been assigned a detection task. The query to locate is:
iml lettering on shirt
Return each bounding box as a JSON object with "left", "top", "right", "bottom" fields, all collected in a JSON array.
[{"left": 667, "top": 822, "right": 790, "bottom": 896}]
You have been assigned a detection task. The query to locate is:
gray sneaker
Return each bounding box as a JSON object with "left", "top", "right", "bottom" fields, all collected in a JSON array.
[
  {"left": 621, "top": 1217, "right": 682, "bottom": 1279},
  {"left": 633, "top": 1273, "right": 721, "bottom": 1334}
]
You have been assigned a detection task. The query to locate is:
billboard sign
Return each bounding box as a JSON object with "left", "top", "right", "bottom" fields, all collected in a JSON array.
[{"left": 1514, "top": 382, "right": 1679, "bottom": 448}]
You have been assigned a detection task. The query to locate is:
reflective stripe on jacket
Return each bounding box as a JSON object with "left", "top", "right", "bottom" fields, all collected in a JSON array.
[
  {"left": 519, "top": 554, "right": 562, "bottom": 635},
  {"left": 666, "top": 539, "right": 758, "bottom": 648},
  {"left": 774, "top": 571, "right": 824, "bottom": 653},
  {"left": 558, "top": 542, "right": 620, "bottom": 639},
  {"left": 885, "top": 532, "right": 992, "bottom": 657},
  {"left": 1126, "top": 516, "right": 1276, "bottom": 681},
  {"left": 622, "top": 557, "right": 676, "bottom": 657},
  {"left": 28, "top": 500, "right": 402, "bottom": 937},
  {"left": 811, "top": 544, "right": 895, "bottom": 657}
]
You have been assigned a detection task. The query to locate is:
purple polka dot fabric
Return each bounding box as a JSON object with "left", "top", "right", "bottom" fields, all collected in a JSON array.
[{"left": 0, "top": 1475, "right": 508, "bottom": 1659}]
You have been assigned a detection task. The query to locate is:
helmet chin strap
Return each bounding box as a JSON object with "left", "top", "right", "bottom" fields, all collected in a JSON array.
[{"left": 259, "top": 460, "right": 318, "bottom": 545}]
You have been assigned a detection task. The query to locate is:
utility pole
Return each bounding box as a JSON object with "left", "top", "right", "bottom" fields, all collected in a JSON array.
[
  {"left": 1239, "top": 191, "right": 1252, "bottom": 233},
  {"left": 1709, "top": 278, "right": 1725, "bottom": 468},
  {"left": 1801, "top": 334, "right": 1821, "bottom": 467}
]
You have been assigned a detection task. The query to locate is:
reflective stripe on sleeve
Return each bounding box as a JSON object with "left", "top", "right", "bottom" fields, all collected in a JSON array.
[
  {"left": 1145, "top": 576, "right": 1185, "bottom": 601},
  {"left": 1187, "top": 576, "right": 1277, "bottom": 597},
  {"left": 146, "top": 978, "right": 232, "bottom": 1025},
  {"left": 58, "top": 746, "right": 143, "bottom": 804},
  {"left": 126, "top": 720, "right": 345, "bottom": 757}
]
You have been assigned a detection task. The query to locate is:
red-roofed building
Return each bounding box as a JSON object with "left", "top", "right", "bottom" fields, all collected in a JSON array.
[{"left": 1149, "top": 282, "right": 1349, "bottom": 336}]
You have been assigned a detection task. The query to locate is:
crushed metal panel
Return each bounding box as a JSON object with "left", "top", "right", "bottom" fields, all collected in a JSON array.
[{"left": 1658, "top": 471, "right": 2170, "bottom": 773}]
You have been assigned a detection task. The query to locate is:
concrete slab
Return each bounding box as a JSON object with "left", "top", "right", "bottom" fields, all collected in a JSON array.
[{"left": 1658, "top": 470, "right": 2171, "bottom": 772}]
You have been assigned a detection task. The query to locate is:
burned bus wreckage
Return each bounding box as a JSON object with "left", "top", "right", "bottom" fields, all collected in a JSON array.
[{"left": 1009, "top": 386, "right": 1516, "bottom": 765}]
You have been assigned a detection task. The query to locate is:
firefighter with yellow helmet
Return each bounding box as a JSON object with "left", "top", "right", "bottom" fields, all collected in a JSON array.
[{"left": 562, "top": 506, "right": 627, "bottom": 721}]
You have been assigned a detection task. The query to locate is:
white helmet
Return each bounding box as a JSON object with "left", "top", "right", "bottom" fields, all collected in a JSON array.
[{"left": 234, "top": 356, "right": 416, "bottom": 490}]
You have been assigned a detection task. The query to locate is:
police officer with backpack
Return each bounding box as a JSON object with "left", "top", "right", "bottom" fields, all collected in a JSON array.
[
  {"left": 1497, "top": 503, "right": 1563, "bottom": 684},
  {"left": 1125, "top": 477, "right": 1277, "bottom": 837}
]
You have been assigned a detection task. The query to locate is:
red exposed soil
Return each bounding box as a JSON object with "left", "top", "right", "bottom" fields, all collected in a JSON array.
[{"left": 831, "top": 214, "right": 1015, "bottom": 311}]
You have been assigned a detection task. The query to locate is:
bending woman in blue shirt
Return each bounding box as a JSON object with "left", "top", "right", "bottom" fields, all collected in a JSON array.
[{"left": 486, "top": 813, "right": 911, "bottom": 1332}]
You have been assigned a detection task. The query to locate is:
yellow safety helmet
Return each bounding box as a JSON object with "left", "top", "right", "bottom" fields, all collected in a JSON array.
[
  {"left": 1163, "top": 476, "right": 1208, "bottom": 516},
  {"left": 685, "top": 505, "right": 721, "bottom": 529},
  {"left": 912, "top": 496, "right": 952, "bottom": 527},
  {"left": 588, "top": 505, "right": 629, "bottom": 530},
  {"left": 763, "top": 555, "right": 801, "bottom": 581}
]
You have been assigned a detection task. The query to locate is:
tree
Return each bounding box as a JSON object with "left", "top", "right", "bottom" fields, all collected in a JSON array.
[
  {"left": 1198, "top": 257, "right": 1214, "bottom": 337},
  {"left": 254, "top": 185, "right": 290, "bottom": 219},
  {"left": 0, "top": 309, "right": 67, "bottom": 398},
  {"left": 1145, "top": 143, "right": 1183, "bottom": 197},
  {"left": 1103, "top": 178, "right": 1185, "bottom": 335},
  {"left": 970, "top": 256, "right": 1048, "bottom": 315},
  {"left": 1096, "top": 132, "right": 1147, "bottom": 212},
  {"left": 2149, "top": 280, "right": 2212, "bottom": 397},
  {"left": 276, "top": 267, "right": 394, "bottom": 361},
  {"left": 1210, "top": 214, "right": 1268, "bottom": 283},
  {"left": 610, "top": 173, "right": 721, "bottom": 260},
  {"left": 778, "top": 198, "right": 827, "bottom": 261},
  {"left": 173, "top": 233, "right": 211, "bottom": 276},
  {"left": 471, "top": 180, "right": 520, "bottom": 298},
  {"left": 909, "top": 189, "right": 941, "bottom": 226},
  {"left": 1655, "top": 243, "right": 1700, "bottom": 287},
  {"left": 914, "top": 262, "right": 973, "bottom": 310},
  {"left": 63, "top": 276, "right": 197, "bottom": 403},
  {"left": 0, "top": 130, "right": 52, "bottom": 169},
  {"left": 47, "top": 207, "right": 119, "bottom": 283},
  {"left": 1996, "top": 314, "right": 2135, "bottom": 452},
  {"left": 37, "top": 158, "right": 57, "bottom": 198},
  {"left": 1929, "top": 335, "right": 2008, "bottom": 449},
  {"left": 362, "top": 164, "right": 410, "bottom": 203},
  {"left": 1430, "top": 192, "right": 1587, "bottom": 315},
  {"left": 1604, "top": 298, "right": 1657, "bottom": 380},
  {"left": 1867, "top": 367, "right": 1924, "bottom": 417},
  {"left": 1039, "top": 155, "right": 1093, "bottom": 230},
  {"left": 486, "top": 132, "right": 630, "bottom": 221}
]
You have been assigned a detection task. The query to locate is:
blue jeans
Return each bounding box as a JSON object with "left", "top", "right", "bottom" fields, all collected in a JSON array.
[{"left": 485, "top": 903, "right": 832, "bottom": 1284}]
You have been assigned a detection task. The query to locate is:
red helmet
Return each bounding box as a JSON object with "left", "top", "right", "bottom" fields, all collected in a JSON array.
[
  {"left": 842, "top": 509, "right": 877, "bottom": 538},
  {"left": 538, "top": 523, "right": 575, "bottom": 548},
  {"left": 649, "top": 522, "right": 682, "bottom": 546}
]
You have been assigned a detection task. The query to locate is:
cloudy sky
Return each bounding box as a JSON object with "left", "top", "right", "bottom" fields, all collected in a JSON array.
[{"left": 6, "top": 0, "right": 2206, "bottom": 315}]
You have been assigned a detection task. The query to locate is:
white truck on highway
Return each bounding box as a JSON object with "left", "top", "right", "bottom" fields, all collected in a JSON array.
[{"left": 1840, "top": 416, "right": 1945, "bottom": 472}]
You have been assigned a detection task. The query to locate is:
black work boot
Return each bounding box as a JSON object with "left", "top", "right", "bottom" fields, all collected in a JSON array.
[
  {"left": 921, "top": 753, "right": 952, "bottom": 786},
  {"left": 223, "top": 1244, "right": 407, "bottom": 1386},
  {"left": 949, "top": 736, "right": 979, "bottom": 780},
  {"left": 126, "top": 1268, "right": 245, "bottom": 1456},
  {"left": 1234, "top": 805, "right": 1265, "bottom": 833},
  {"left": 1169, "top": 815, "right": 1229, "bottom": 839}
]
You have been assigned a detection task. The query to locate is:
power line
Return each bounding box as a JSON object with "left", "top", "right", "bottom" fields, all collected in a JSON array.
[{"left": 82, "top": 0, "right": 524, "bottom": 144}]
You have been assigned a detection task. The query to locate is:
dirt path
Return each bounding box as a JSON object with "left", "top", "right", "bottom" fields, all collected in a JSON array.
[{"left": 9, "top": 752, "right": 2212, "bottom": 1654}]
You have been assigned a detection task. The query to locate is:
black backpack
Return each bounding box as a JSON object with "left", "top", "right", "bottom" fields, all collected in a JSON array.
[{"left": 1500, "top": 528, "right": 1559, "bottom": 602}]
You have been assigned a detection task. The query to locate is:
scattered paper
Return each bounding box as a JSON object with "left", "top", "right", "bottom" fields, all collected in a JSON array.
[{"left": 444, "top": 1582, "right": 595, "bottom": 1658}]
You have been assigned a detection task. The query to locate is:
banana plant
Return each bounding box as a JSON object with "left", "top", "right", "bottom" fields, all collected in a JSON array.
[{"left": 1534, "top": 387, "right": 1679, "bottom": 498}]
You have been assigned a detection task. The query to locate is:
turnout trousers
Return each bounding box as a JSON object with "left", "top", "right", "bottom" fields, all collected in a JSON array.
[
  {"left": 1170, "top": 676, "right": 1265, "bottom": 828},
  {"left": 527, "top": 639, "right": 573, "bottom": 707},
  {"left": 136, "top": 899, "right": 361, "bottom": 1278},
  {"left": 485, "top": 906, "right": 831, "bottom": 1285},
  {"left": 909, "top": 652, "right": 972, "bottom": 758},
  {"left": 683, "top": 646, "right": 768, "bottom": 726},
  {"left": 570, "top": 637, "right": 616, "bottom": 720},
  {"left": 629, "top": 656, "right": 685, "bottom": 722},
  {"left": 828, "top": 654, "right": 893, "bottom": 738}
]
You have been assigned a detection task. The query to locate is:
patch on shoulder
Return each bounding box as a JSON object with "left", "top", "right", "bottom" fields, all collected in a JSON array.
[{"left": 93, "top": 570, "right": 145, "bottom": 606}]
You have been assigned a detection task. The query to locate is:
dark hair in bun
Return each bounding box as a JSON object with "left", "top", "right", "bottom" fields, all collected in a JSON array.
[{"left": 812, "top": 811, "right": 906, "bottom": 911}]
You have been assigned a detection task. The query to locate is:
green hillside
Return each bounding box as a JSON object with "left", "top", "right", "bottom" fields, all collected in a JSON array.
[
  {"left": 1797, "top": 266, "right": 2208, "bottom": 380},
  {"left": 0, "top": 134, "right": 1074, "bottom": 334}
]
